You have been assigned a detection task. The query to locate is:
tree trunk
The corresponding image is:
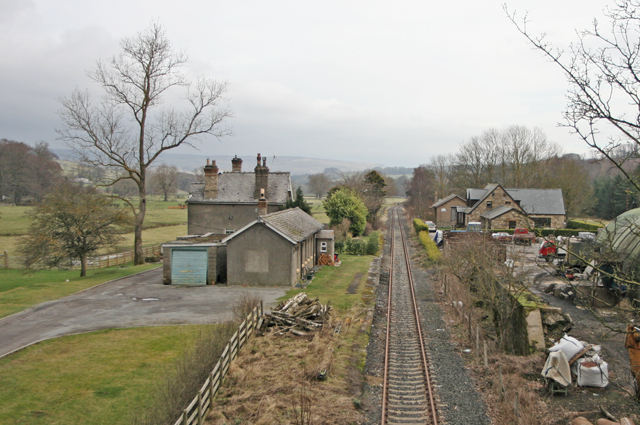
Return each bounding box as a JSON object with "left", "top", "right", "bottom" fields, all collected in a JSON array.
[
  {"left": 134, "top": 198, "right": 146, "bottom": 265},
  {"left": 80, "top": 253, "right": 87, "bottom": 277}
]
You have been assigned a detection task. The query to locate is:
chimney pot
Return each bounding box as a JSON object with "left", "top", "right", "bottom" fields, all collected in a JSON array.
[
  {"left": 231, "top": 155, "right": 243, "bottom": 172},
  {"left": 204, "top": 160, "right": 219, "bottom": 199}
]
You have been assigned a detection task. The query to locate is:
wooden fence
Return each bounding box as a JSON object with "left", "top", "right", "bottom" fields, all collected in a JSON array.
[
  {"left": 0, "top": 245, "right": 162, "bottom": 270},
  {"left": 173, "top": 301, "right": 264, "bottom": 425}
]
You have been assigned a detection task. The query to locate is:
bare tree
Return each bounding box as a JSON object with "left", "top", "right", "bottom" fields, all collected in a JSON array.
[
  {"left": 506, "top": 1, "right": 640, "bottom": 193},
  {"left": 57, "top": 23, "right": 232, "bottom": 264},
  {"left": 307, "top": 173, "right": 332, "bottom": 198},
  {"left": 151, "top": 163, "right": 178, "bottom": 201}
]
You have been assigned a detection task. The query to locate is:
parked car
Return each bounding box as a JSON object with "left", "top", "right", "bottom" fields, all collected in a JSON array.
[
  {"left": 492, "top": 232, "right": 512, "bottom": 243},
  {"left": 513, "top": 228, "right": 535, "bottom": 245},
  {"left": 423, "top": 221, "right": 437, "bottom": 232}
]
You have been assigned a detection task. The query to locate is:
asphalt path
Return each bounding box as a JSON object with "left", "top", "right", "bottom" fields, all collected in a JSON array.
[{"left": 0, "top": 267, "right": 287, "bottom": 358}]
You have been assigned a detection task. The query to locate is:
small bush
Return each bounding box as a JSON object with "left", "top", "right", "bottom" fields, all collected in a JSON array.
[
  {"left": 413, "top": 218, "right": 429, "bottom": 234},
  {"left": 335, "top": 240, "right": 345, "bottom": 254},
  {"left": 231, "top": 292, "right": 263, "bottom": 322},
  {"left": 419, "top": 231, "right": 442, "bottom": 262},
  {"left": 366, "top": 231, "right": 381, "bottom": 255}
]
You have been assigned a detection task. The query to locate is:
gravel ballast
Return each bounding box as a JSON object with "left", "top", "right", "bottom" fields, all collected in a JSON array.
[{"left": 362, "top": 209, "right": 490, "bottom": 424}]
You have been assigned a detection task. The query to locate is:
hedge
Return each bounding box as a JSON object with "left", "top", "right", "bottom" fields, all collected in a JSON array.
[
  {"left": 566, "top": 219, "right": 604, "bottom": 232},
  {"left": 533, "top": 228, "right": 587, "bottom": 237},
  {"left": 419, "top": 231, "right": 442, "bottom": 262},
  {"left": 413, "top": 218, "right": 429, "bottom": 234},
  {"left": 335, "top": 231, "right": 381, "bottom": 256}
]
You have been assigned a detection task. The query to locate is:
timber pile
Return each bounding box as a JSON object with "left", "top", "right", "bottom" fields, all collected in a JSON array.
[
  {"left": 262, "top": 292, "right": 331, "bottom": 336},
  {"left": 317, "top": 253, "right": 335, "bottom": 266}
]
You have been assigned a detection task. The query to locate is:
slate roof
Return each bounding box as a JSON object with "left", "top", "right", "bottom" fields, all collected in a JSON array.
[
  {"left": 187, "top": 172, "right": 292, "bottom": 204},
  {"left": 222, "top": 208, "right": 324, "bottom": 245},
  {"left": 431, "top": 193, "right": 465, "bottom": 209},
  {"left": 481, "top": 205, "right": 518, "bottom": 220},
  {"left": 506, "top": 188, "right": 566, "bottom": 215},
  {"left": 464, "top": 185, "right": 565, "bottom": 216}
]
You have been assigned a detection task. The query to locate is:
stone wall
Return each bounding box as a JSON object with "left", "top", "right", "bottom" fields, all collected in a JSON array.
[
  {"left": 467, "top": 186, "right": 523, "bottom": 223},
  {"left": 187, "top": 203, "right": 281, "bottom": 236},
  {"left": 433, "top": 197, "right": 466, "bottom": 228}
]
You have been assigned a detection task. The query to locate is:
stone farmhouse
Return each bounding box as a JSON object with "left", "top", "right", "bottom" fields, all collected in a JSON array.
[
  {"left": 162, "top": 154, "right": 334, "bottom": 287},
  {"left": 432, "top": 184, "right": 566, "bottom": 230}
]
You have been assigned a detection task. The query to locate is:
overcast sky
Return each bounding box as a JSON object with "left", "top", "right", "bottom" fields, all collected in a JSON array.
[{"left": 1, "top": 0, "right": 612, "bottom": 167}]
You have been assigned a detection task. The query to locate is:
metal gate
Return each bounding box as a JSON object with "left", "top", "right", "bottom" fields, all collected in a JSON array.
[{"left": 171, "top": 248, "right": 208, "bottom": 285}]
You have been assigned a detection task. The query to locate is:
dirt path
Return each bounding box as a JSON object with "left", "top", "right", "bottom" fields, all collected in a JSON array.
[{"left": 0, "top": 267, "right": 287, "bottom": 358}]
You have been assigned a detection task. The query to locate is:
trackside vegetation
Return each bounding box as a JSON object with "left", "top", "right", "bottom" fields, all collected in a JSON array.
[{"left": 419, "top": 231, "right": 442, "bottom": 262}]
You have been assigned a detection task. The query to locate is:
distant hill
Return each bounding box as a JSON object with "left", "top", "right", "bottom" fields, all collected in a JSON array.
[{"left": 51, "top": 149, "right": 382, "bottom": 175}]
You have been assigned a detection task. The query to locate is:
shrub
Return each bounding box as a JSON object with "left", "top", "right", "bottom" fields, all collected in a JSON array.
[
  {"left": 413, "top": 218, "right": 429, "bottom": 234},
  {"left": 419, "top": 231, "right": 442, "bottom": 262},
  {"left": 337, "top": 232, "right": 380, "bottom": 255},
  {"left": 366, "top": 231, "right": 381, "bottom": 255},
  {"left": 231, "top": 292, "right": 263, "bottom": 322}
]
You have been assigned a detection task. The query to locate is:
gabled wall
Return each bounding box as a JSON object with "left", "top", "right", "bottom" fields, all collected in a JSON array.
[
  {"left": 226, "top": 223, "right": 294, "bottom": 286},
  {"left": 467, "top": 186, "right": 523, "bottom": 224}
]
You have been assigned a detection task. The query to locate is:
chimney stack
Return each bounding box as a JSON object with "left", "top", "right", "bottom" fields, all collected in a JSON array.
[
  {"left": 257, "top": 188, "right": 268, "bottom": 215},
  {"left": 204, "top": 160, "right": 219, "bottom": 199},
  {"left": 254, "top": 153, "right": 269, "bottom": 200},
  {"left": 231, "top": 155, "right": 243, "bottom": 172}
]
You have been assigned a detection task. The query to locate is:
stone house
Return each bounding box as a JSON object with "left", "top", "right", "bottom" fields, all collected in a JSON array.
[
  {"left": 186, "top": 154, "right": 292, "bottom": 237},
  {"left": 447, "top": 184, "right": 565, "bottom": 230},
  {"left": 430, "top": 194, "right": 466, "bottom": 228}
]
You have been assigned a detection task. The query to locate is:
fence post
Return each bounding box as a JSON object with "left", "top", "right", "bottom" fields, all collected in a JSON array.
[
  {"left": 210, "top": 371, "right": 216, "bottom": 405},
  {"left": 183, "top": 409, "right": 188, "bottom": 425},
  {"left": 197, "top": 390, "right": 203, "bottom": 425},
  {"left": 3, "top": 250, "right": 7, "bottom": 269}
]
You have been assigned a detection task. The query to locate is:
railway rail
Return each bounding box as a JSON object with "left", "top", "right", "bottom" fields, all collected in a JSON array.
[{"left": 381, "top": 207, "right": 439, "bottom": 425}]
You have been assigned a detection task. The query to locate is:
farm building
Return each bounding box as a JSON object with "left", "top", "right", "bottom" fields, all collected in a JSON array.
[{"left": 441, "top": 184, "right": 565, "bottom": 230}]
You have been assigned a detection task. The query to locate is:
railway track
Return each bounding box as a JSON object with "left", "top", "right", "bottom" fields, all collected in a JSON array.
[{"left": 381, "top": 207, "right": 438, "bottom": 425}]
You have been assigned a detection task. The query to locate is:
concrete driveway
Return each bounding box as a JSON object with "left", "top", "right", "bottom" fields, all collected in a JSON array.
[{"left": 0, "top": 267, "right": 287, "bottom": 358}]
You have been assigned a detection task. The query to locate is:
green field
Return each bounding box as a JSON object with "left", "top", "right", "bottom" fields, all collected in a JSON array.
[
  {"left": 0, "top": 265, "right": 159, "bottom": 319},
  {"left": 0, "top": 325, "right": 215, "bottom": 425},
  {"left": 0, "top": 201, "right": 187, "bottom": 257}
]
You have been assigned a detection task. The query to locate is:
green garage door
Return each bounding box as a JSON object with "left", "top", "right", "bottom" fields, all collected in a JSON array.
[{"left": 171, "top": 248, "right": 208, "bottom": 285}]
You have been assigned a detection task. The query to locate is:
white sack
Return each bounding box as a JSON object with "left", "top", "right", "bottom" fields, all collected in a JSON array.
[
  {"left": 549, "top": 334, "right": 584, "bottom": 361},
  {"left": 571, "top": 355, "right": 601, "bottom": 376},
  {"left": 576, "top": 358, "right": 609, "bottom": 388},
  {"left": 542, "top": 350, "right": 571, "bottom": 386}
]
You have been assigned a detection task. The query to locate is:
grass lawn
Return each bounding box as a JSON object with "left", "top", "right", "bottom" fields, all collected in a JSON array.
[
  {"left": 0, "top": 324, "right": 216, "bottom": 425},
  {"left": 283, "top": 254, "right": 373, "bottom": 313},
  {"left": 0, "top": 265, "right": 158, "bottom": 319}
]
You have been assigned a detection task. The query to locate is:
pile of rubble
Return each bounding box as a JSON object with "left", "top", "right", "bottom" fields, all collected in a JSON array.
[{"left": 261, "top": 292, "right": 331, "bottom": 336}]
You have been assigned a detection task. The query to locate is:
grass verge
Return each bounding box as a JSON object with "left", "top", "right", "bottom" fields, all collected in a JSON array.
[
  {"left": 0, "top": 325, "right": 220, "bottom": 425},
  {"left": 0, "top": 265, "right": 158, "bottom": 319}
]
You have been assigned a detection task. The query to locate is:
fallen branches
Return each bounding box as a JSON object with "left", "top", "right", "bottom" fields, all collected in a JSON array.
[{"left": 262, "top": 293, "right": 332, "bottom": 336}]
